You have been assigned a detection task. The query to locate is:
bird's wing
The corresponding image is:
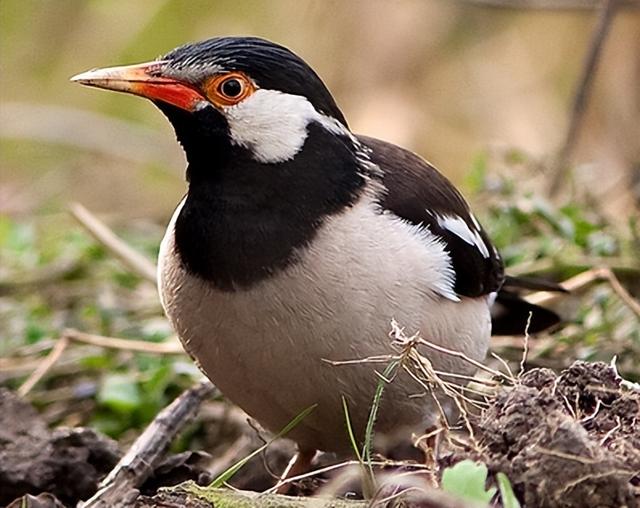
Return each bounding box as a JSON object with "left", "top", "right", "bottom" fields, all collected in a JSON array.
[{"left": 359, "top": 135, "right": 505, "bottom": 298}]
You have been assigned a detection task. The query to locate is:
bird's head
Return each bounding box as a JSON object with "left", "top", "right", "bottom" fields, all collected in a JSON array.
[{"left": 71, "top": 37, "right": 352, "bottom": 171}]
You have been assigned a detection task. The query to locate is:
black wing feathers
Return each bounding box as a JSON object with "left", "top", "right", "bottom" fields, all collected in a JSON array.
[
  {"left": 490, "top": 290, "right": 561, "bottom": 335},
  {"left": 359, "top": 135, "right": 504, "bottom": 297}
]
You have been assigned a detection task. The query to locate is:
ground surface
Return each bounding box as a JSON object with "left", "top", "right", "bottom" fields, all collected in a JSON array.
[{"left": 3, "top": 361, "right": 638, "bottom": 507}]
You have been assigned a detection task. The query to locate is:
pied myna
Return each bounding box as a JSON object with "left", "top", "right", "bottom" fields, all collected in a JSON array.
[{"left": 72, "top": 36, "right": 561, "bottom": 480}]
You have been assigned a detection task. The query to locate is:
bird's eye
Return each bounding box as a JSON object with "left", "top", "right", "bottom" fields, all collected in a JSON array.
[
  {"left": 220, "top": 78, "right": 243, "bottom": 98},
  {"left": 205, "top": 72, "right": 255, "bottom": 106}
]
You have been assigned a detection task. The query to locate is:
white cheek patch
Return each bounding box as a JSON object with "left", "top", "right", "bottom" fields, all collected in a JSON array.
[
  {"left": 223, "top": 89, "right": 348, "bottom": 164},
  {"left": 436, "top": 214, "right": 490, "bottom": 259}
]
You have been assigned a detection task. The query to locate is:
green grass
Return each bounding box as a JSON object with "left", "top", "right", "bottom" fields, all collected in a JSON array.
[{"left": 209, "top": 404, "right": 317, "bottom": 489}]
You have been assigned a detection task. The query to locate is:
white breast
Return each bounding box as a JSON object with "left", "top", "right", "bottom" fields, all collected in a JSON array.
[{"left": 158, "top": 195, "right": 491, "bottom": 452}]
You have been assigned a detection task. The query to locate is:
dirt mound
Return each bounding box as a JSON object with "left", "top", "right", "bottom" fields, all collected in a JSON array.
[
  {"left": 0, "top": 389, "right": 121, "bottom": 506},
  {"left": 0, "top": 389, "right": 215, "bottom": 507},
  {"left": 478, "top": 361, "right": 640, "bottom": 508}
]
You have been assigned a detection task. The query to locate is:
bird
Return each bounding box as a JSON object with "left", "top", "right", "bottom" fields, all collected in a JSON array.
[{"left": 71, "top": 36, "right": 561, "bottom": 483}]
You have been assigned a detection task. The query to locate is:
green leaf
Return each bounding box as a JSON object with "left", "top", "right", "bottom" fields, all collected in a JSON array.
[
  {"left": 497, "top": 472, "right": 521, "bottom": 508},
  {"left": 91, "top": 410, "right": 132, "bottom": 437},
  {"left": 442, "top": 460, "right": 496, "bottom": 504},
  {"left": 24, "top": 322, "right": 47, "bottom": 344},
  {"left": 98, "top": 373, "right": 141, "bottom": 414}
]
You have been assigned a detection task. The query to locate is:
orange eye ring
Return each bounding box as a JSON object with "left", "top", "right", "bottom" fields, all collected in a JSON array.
[{"left": 205, "top": 72, "right": 255, "bottom": 106}]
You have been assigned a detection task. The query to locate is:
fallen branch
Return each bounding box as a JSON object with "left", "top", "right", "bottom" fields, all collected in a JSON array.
[
  {"left": 70, "top": 203, "right": 157, "bottom": 283},
  {"left": 80, "top": 380, "right": 216, "bottom": 508}
]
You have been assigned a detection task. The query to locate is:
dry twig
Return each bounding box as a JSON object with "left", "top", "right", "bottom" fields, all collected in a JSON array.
[
  {"left": 548, "top": 0, "right": 621, "bottom": 196},
  {"left": 528, "top": 266, "right": 640, "bottom": 317},
  {"left": 18, "top": 335, "right": 70, "bottom": 397},
  {"left": 63, "top": 328, "right": 183, "bottom": 354},
  {"left": 80, "top": 380, "right": 216, "bottom": 508},
  {"left": 13, "top": 329, "right": 183, "bottom": 396},
  {"left": 70, "top": 202, "right": 157, "bottom": 283}
]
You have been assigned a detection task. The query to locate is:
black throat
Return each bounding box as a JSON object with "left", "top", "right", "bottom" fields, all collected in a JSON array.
[{"left": 168, "top": 108, "right": 365, "bottom": 290}]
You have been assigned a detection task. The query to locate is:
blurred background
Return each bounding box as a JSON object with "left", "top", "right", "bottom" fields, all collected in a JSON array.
[
  {"left": 1, "top": 0, "right": 639, "bottom": 445},
  {"left": 2, "top": 0, "right": 639, "bottom": 219}
]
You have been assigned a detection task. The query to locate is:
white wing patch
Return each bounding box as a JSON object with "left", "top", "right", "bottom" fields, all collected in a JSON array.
[{"left": 435, "top": 213, "right": 490, "bottom": 259}]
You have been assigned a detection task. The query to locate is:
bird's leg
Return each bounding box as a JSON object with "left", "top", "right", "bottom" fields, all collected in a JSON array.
[{"left": 275, "top": 448, "right": 317, "bottom": 494}]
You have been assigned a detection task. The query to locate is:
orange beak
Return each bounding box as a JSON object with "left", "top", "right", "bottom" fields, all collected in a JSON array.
[{"left": 70, "top": 61, "right": 206, "bottom": 111}]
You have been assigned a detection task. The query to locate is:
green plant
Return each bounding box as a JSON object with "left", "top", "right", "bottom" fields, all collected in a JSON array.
[
  {"left": 208, "top": 404, "right": 317, "bottom": 488},
  {"left": 442, "top": 460, "right": 496, "bottom": 505}
]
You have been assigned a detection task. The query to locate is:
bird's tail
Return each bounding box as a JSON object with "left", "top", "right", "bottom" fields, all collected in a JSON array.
[{"left": 490, "top": 276, "right": 567, "bottom": 335}]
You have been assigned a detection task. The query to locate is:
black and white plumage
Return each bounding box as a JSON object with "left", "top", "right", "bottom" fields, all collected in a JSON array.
[{"left": 72, "top": 37, "right": 560, "bottom": 457}]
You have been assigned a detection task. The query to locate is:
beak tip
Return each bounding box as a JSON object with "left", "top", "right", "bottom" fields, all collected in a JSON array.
[
  {"left": 70, "top": 70, "right": 94, "bottom": 84},
  {"left": 67, "top": 61, "right": 202, "bottom": 110}
]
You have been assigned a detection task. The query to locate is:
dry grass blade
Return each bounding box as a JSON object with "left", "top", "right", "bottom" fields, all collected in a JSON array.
[
  {"left": 63, "top": 328, "right": 183, "bottom": 354},
  {"left": 604, "top": 268, "right": 640, "bottom": 317},
  {"left": 409, "top": 337, "right": 511, "bottom": 381},
  {"left": 264, "top": 459, "right": 432, "bottom": 495},
  {"left": 70, "top": 202, "right": 157, "bottom": 283},
  {"left": 434, "top": 369, "right": 501, "bottom": 386},
  {"left": 18, "top": 335, "right": 70, "bottom": 397},
  {"left": 13, "top": 329, "right": 182, "bottom": 396},
  {"left": 388, "top": 320, "right": 523, "bottom": 456},
  {"left": 519, "top": 312, "right": 533, "bottom": 375},
  {"left": 490, "top": 352, "right": 516, "bottom": 380}
]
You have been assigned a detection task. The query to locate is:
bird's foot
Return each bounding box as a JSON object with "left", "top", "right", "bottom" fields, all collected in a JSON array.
[{"left": 275, "top": 448, "right": 317, "bottom": 495}]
